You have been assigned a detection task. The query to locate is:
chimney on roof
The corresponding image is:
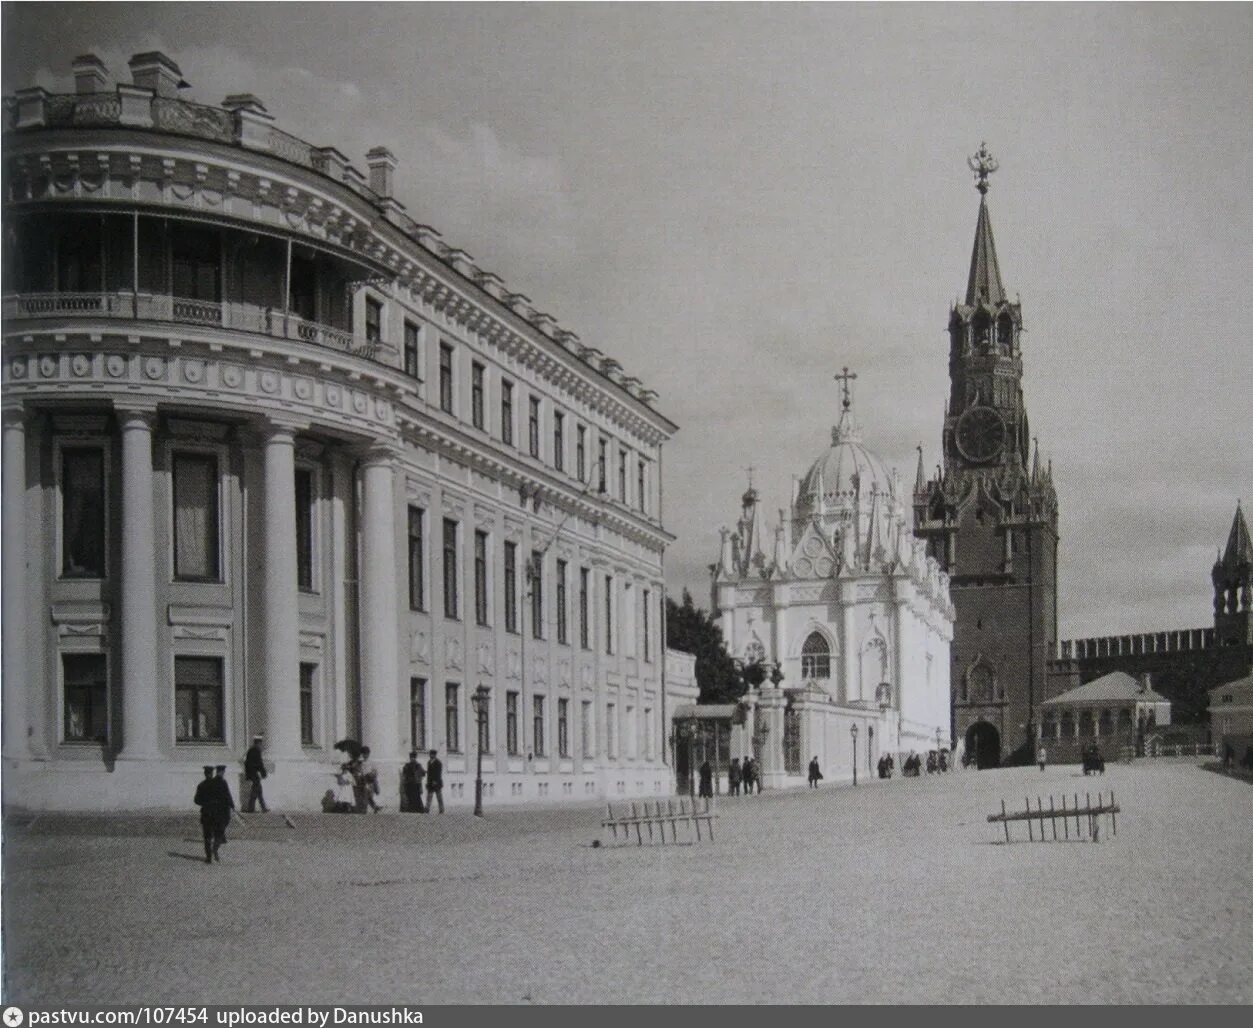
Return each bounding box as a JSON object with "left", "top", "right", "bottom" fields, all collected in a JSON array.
[
  {"left": 72, "top": 54, "right": 108, "bottom": 94},
  {"left": 128, "top": 51, "right": 187, "bottom": 98},
  {"left": 222, "top": 94, "right": 267, "bottom": 115},
  {"left": 366, "top": 146, "right": 397, "bottom": 199}
]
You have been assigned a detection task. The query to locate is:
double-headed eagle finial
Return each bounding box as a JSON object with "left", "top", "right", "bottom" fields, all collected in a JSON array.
[{"left": 968, "top": 142, "right": 999, "bottom": 195}]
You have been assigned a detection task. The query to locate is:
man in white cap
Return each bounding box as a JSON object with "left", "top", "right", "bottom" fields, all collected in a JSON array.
[{"left": 243, "top": 734, "right": 268, "bottom": 812}]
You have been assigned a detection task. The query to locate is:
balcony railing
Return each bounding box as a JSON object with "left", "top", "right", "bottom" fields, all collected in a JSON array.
[{"left": 3, "top": 292, "right": 381, "bottom": 361}]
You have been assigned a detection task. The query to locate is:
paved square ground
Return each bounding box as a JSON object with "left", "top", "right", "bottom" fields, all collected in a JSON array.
[{"left": 3, "top": 760, "right": 1249, "bottom": 1004}]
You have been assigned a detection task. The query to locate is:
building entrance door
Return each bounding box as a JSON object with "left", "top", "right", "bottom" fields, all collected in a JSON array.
[{"left": 966, "top": 721, "right": 1001, "bottom": 769}]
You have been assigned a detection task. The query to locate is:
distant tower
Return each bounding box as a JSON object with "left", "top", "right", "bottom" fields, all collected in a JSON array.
[
  {"left": 914, "top": 145, "right": 1059, "bottom": 768},
  {"left": 1213, "top": 502, "right": 1253, "bottom": 646}
]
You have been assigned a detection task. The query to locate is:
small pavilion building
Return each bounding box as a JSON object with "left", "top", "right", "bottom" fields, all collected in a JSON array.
[
  {"left": 1039, "top": 671, "right": 1171, "bottom": 763},
  {"left": 1209, "top": 672, "right": 1253, "bottom": 769}
]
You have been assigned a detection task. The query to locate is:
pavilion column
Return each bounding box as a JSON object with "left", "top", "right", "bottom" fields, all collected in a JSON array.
[
  {"left": 359, "top": 446, "right": 400, "bottom": 762},
  {"left": 261, "top": 420, "right": 303, "bottom": 760},
  {"left": 893, "top": 593, "right": 909, "bottom": 707},
  {"left": 118, "top": 407, "right": 161, "bottom": 759},
  {"left": 842, "top": 601, "right": 858, "bottom": 704},
  {"left": 2, "top": 406, "right": 29, "bottom": 759}
]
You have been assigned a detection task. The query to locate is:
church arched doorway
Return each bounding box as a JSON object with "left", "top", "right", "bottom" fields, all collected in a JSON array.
[{"left": 966, "top": 722, "right": 1001, "bottom": 769}]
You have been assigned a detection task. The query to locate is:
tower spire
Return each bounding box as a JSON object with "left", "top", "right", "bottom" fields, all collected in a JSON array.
[
  {"left": 965, "top": 143, "right": 1006, "bottom": 306},
  {"left": 915, "top": 444, "right": 926, "bottom": 493}
]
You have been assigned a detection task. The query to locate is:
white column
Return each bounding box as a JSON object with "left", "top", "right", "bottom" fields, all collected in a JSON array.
[
  {"left": 894, "top": 593, "right": 908, "bottom": 710},
  {"left": 359, "top": 447, "right": 400, "bottom": 761},
  {"left": 118, "top": 407, "right": 160, "bottom": 759},
  {"left": 261, "top": 422, "right": 302, "bottom": 760},
  {"left": 842, "top": 599, "right": 857, "bottom": 704},
  {"left": 2, "top": 407, "right": 28, "bottom": 759}
]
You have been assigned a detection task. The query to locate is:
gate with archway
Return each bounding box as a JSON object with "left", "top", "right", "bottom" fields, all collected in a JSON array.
[{"left": 966, "top": 721, "right": 1001, "bottom": 769}]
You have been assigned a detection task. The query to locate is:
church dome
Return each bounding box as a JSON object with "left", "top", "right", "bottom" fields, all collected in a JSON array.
[{"left": 795, "top": 408, "right": 895, "bottom": 515}]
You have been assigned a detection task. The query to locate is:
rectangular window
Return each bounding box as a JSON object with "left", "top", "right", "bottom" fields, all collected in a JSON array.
[
  {"left": 576, "top": 425, "right": 587, "bottom": 482},
  {"left": 62, "top": 653, "right": 107, "bottom": 743},
  {"left": 531, "top": 550, "right": 544, "bottom": 640},
  {"left": 627, "top": 704, "right": 636, "bottom": 758},
  {"left": 558, "top": 698, "right": 569, "bottom": 759},
  {"left": 407, "top": 507, "right": 425, "bottom": 611},
  {"left": 474, "top": 529, "right": 489, "bottom": 627},
  {"left": 556, "top": 559, "right": 569, "bottom": 645},
  {"left": 619, "top": 449, "right": 628, "bottom": 501},
  {"left": 471, "top": 362, "right": 485, "bottom": 429},
  {"left": 439, "top": 342, "right": 454, "bottom": 414},
  {"left": 445, "top": 683, "right": 461, "bottom": 753},
  {"left": 623, "top": 581, "right": 635, "bottom": 657},
  {"left": 501, "top": 380, "right": 514, "bottom": 445},
  {"left": 404, "top": 321, "right": 420, "bottom": 378},
  {"left": 299, "top": 662, "right": 316, "bottom": 746},
  {"left": 504, "top": 541, "right": 518, "bottom": 634},
  {"left": 581, "top": 699, "right": 593, "bottom": 758},
  {"left": 597, "top": 439, "right": 607, "bottom": 493},
  {"left": 579, "top": 568, "right": 590, "bottom": 649},
  {"left": 607, "top": 701, "right": 617, "bottom": 759},
  {"left": 365, "top": 296, "right": 383, "bottom": 344},
  {"left": 528, "top": 396, "right": 541, "bottom": 458},
  {"left": 533, "top": 695, "right": 546, "bottom": 757},
  {"left": 477, "top": 692, "right": 491, "bottom": 753},
  {"left": 61, "top": 447, "right": 106, "bottom": 578},
  {"left": 643, "top": 588, "right": 651, "bottom": 661},
  {"left": 172, "top": 452, "right": 220, "bottom": 581},
  {"left": 174, "top": 656, "right": 224, "bottom": 742},
  {"left": 645, "top": 706, "right": 653, "bottom": 760},
  {"left": 410, "top": 677, "right": 427, "bottom": 752},
  {"left": 604, "top": 574, "right": 614, "bottom": 655},
  {"left": 506, "top": 691, "right": 519, "bottom": 755},
  {"left": 553, "top": 412, "right": 565, "bottom": 472},
  {"left": 295, "top": 467, "right": 314, "bottom": 591},
  {"left": 637, "top": 459, "right": 647, "bottom": 513},
  {"left": 442, "top": 518, "right": 459, "bottom": 619}
]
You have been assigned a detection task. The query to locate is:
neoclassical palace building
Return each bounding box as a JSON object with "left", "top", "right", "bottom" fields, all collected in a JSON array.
[{"left": 2, "top": 51, "right": 678, "bottom": 809}]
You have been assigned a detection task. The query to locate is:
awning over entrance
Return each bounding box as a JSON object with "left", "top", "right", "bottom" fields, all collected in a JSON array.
[{"left": 673, "top": 704, "right": 739, "bottom": 720}]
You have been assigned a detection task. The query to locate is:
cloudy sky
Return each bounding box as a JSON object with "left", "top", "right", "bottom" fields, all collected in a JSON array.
[{"left": 4, "top": 3, "right": 1249, "bottom": 639}]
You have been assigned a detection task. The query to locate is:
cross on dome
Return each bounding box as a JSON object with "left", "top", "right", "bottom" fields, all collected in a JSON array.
[{"left": 834, "top": 366, "right": 857, "bottom": 412}]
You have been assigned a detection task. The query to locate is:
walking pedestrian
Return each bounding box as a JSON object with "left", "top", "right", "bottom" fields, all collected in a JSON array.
[
  {"left": 1037, "top": 744, "right": 1047, "bottom": 772},
  {"left": 212, "top": 764, "right": 235, "bottom": 852},
  {"left": 354, "top": 746, "right": 382, "bottom": 812},
  {"left": 243, "top": 734, "right": 268, "bottom": 813},
  {"left": 425, "top": 749, "right": 445, "bottom": 813},
  {"left": 194, "top": 765, "right": 234, "bottom": 863},
  {"left": 698, "top": 759, "right": 713, "bottom": 799},
  {"left": 728, "top": 757, "right": 742, "bottom": 797},
  {"left": 193, "top": 766, "right": 216, "bottom": 864},
  {"left": 401, "top": 751, "right": 426, "bottom": 812},
  {"left": 808, "top": 756, "right": 823, "bottom": 788}
]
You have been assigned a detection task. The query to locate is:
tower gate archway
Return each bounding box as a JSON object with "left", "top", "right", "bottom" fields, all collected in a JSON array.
[{"left": 966, "top": 721, "right": 1001, "bottom": 769}]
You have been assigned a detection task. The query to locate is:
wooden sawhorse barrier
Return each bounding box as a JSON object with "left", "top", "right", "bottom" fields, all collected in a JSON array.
[
  {"left": 602, "top": 797, "right": 717, "bottom": 846},
  {"left": 987, "top": 791, "right": 1120, "bottom": 843}
]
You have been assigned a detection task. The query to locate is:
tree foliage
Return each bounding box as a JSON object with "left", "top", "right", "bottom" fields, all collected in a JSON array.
[{"left": 665, "top": 589, "right": 743, "bottom": 703}]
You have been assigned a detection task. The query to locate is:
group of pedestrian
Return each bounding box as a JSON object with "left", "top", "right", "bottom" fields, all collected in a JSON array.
[
  {"left": 727, "top": 756, "right": 761, "bottom": 796},
  {"left": 877, "top": 754, "right": 896, "bottom": 778},
  {"left": 399, "top": 749, "right": 445, "bottom": 813},
  {"left": 193, "top": 764, "right": 235, "bottom": 864}
]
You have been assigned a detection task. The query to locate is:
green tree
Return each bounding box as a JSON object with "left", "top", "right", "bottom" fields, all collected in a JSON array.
[{"left": 665, "top": 589, "right": 743, "bottom": 703}]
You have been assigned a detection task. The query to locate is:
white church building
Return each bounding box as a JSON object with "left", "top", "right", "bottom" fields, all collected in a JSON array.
[{"left": 712, "top": 381, "right": 954, "bottom": 786}]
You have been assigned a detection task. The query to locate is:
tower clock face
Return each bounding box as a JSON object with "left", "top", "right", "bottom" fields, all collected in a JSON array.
[{"left": 955, "top": 405, "right": 1007, "bottom": 463}]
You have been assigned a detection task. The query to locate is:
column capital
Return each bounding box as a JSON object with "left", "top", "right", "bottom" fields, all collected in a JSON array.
[
  {"left": 259, "top": 414, "right": 308, "bottom": 442},
  {"left": 1, "top": 402, "right": 27, "bottom": 428},
  {"left": 114, "top": 402, "right": 159, "bottom": 428},
  {"left": 355, "top": 439, "right": 402, "bottom": 468}
]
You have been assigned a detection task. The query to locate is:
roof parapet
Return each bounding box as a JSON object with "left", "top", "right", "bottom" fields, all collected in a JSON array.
[{"left": 72, "top": 54, "right": 108, "bottom": 95}]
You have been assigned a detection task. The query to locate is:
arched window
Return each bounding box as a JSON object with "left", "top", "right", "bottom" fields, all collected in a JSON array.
[
  {"left": 801, "top": 632, "right": 831, "bottom": 679},
  {"left": 973, "top": 311, "right": 992, "bottom": 352},
  {"left": 997, "top": 313, "right": 1014, "bottom": 355}
]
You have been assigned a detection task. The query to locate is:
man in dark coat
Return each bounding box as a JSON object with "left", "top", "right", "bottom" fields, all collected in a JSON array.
[
  {"left": 400, "top": 751, "right": 426, "bottom": 812},
  {"left": 193, "top": 766, "right": 217, "bottom": 863},
  {"left": 193, "top": 765, "right": 234, "bottom": 863},
  {"left": 243, "top": 735, "right": 268, "bottom": 812},
  {"left": 425, "top": 749, "right": 445, "bottom": 813},
  {"left": 808, "top": 756, "right": 822, "bottom": 788},
  {"left": 698, "top": 759, "right": 713, "bottom": 799}
]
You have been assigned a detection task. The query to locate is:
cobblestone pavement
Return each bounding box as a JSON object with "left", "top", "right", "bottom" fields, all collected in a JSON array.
[{"left": 4, "top": 760, "right": 1250, "bottom": 1004}]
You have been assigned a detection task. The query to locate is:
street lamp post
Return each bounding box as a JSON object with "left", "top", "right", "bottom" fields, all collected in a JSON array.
[
  {"left": 472, "top": 684, "right": 491, "bottom": 817},
  {"left": 850, "top": 722, "right": 859, "bottom": 787}
]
